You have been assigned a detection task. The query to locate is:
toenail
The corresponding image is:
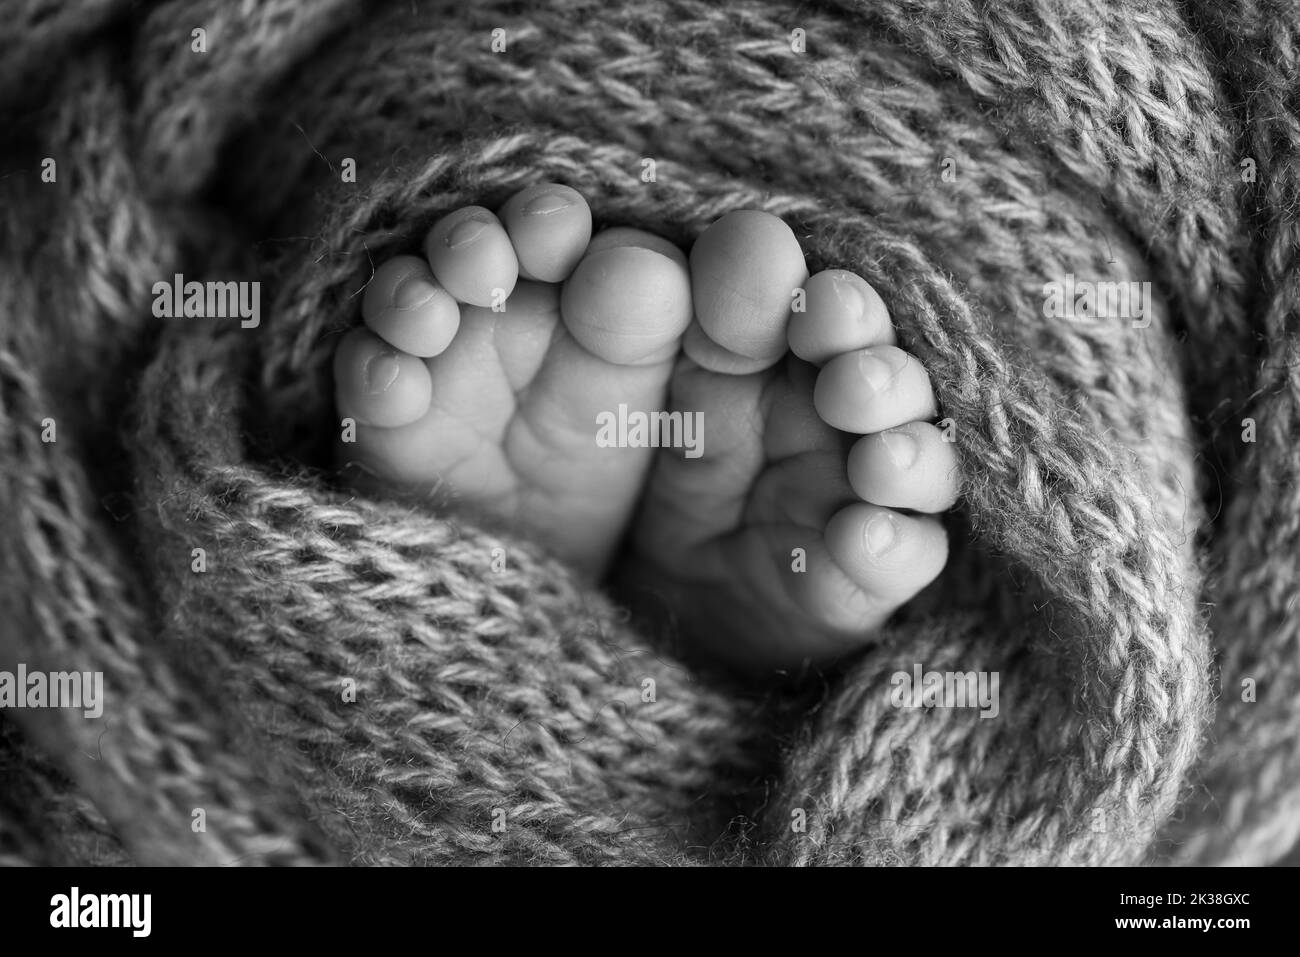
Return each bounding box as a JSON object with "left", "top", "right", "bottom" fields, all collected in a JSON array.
[
  {"left": 445, "top": 213, "right": 492, "bottom": 248},
  {"left": 880, "top": 429, "right": 920, "bottom": 469},
  {"left": 362, "top": 351, "right": 401, "bottom": 395},
  {"left": 522, "top": 191, "right": 574, "bottom": 216},
  {"left": 863, "top": 512, "right": 898, "bottom": 557},
  {"left": 858, "top": 350, "right": 903, "bottom": 393},
  {"left": 832, "top": 275, "right": 865, "bottom": 320},
  {"left": 392, "top": 274, "right": 437, "bottom": 310}
]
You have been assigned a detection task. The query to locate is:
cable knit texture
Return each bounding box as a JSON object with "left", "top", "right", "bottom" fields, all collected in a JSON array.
[{"left": 0, "top": 0, "right": 1294, "bottom": 866}]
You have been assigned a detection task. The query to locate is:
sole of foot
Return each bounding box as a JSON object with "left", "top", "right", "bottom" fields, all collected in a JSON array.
[
  {"left": 628, "top": 210, "right": 961, "bottom": 676},
  {"left": 333, "top": 183, "right": 692, "bottom": 578}
]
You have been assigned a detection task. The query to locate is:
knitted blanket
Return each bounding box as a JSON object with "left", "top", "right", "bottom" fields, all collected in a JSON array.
[{"left": 1, "top": 0, "right": 1297, "bottom": 867}]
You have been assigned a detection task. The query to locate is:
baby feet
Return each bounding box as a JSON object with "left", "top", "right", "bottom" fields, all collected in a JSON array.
[
  {"left": 333, "top": 186, "right": 960, "bottom": 674},
  {"left": 335, "top": 184, "right": 691, "bottom": 578},
  {"left": 628, "top": 211, "right": 960, "bottom": 673}
]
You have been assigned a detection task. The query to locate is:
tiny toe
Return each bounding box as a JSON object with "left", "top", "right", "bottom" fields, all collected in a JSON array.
[
  {"left": 333, "top": 327, "right": 432, "bottom": 428},
  {"left": 559, "top": 227, "right": 692, "bottom": 366},
  {"left": 498, "top": 183, "right": 593, "bottom": 283},
  {"left": 847, "top": 421, "right": 961, "bottom": 512},
  {"left": 824, "top": 503, "right": 948, "bottom": 612},
  {"left": 814, "top": 345, "right": 938, "bottom": 433},
  {"left": 362, "top": 255, "right": 461, "bottom": 357},
  {"left": 689, "top": 210, "right": 808, "bottom": 370},
  {"left": 424, "top": 206, "right": 518, "bottom": 308},
  {"left": 789, "top": 269, "right": 894, "bottom": 365}
]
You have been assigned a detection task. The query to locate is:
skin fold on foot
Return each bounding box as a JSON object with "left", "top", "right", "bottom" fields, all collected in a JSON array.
[{"left": 333, "top": 186, "right": 961, "bottom": 675}]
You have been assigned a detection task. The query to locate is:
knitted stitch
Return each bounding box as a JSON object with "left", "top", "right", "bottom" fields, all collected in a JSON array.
[{"left": 0, "top": 0, "right": 1292, "bottom": 866}]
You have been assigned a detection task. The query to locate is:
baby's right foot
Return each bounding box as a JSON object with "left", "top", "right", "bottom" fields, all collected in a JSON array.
[
  {"left": 333, "top": 184, "right": 692, "bottom": 578},
  {"left": 628, "top": 212, "right": 962, "bottom": 674}
]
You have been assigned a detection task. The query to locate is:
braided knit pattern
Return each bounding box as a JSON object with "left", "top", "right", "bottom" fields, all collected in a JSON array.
[{"left": 0, "top": 0, "right": 1291, "bottom": 865}]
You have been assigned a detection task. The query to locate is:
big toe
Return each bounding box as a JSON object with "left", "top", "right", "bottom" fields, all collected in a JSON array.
[
  {"left": 687, "top": 210, "right": 808, "bottom": 374},
  {"left": 559, "top": 227, "right": 693, "bottom": 366}
]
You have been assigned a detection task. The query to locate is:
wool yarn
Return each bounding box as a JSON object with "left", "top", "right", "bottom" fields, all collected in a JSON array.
[{"left": 0, "top": 0, "right": 1295, "bottom": 866}]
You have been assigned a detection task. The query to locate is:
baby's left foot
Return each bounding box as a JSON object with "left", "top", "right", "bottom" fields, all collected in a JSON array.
[
  {"left": 332, "top": 184, "right": 691, "bottom": 579},
  {"left": 628, "top": 212, "right": 961, "bottom": 674}
]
